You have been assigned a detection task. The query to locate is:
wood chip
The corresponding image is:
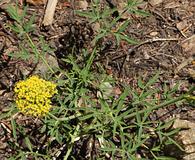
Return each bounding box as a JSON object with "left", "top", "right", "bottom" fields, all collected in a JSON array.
[{"left": 42, "top": 0, "right": 58, "bottom": 26}]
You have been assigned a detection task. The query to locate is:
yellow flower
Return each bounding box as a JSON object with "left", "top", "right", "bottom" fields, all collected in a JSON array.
[{"left": 14, "top": 75, "right": 57, "bottom": 117}]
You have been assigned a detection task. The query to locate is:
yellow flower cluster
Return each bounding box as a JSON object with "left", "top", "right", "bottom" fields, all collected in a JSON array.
[{"left": 14, "top": 76, "right": 57, "bottom": 117}]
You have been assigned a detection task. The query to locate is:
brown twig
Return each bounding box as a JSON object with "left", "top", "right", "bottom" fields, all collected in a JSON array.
[
  {"left": 112, "top": 38, "right": 179, "bottom": 61},
  {"left": 0, "top": 20, "right": 18, "bottom": 44}
]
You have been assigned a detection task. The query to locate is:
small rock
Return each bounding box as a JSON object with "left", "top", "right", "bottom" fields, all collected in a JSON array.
[
  {"left": 35, "top": 54, "right": 59, "bottom": 74},
  {"left": 173, "top": 119, "right": 195, "bottom": 129},
  {"left": 173, "top": 119, "right": 195, "bottom": 158},
  {"left": 149, "top": 31, "right": 158, "bottom": 36},
  {"left": 181, "top": 35, "right": 195, "bottom": 56}
]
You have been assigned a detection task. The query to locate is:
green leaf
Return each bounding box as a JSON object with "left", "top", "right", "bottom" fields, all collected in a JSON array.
[
  {"left": 25, "top": 136, "right": 33, "bottom": 151},
  {"left": 169, "top": 83, "right": 180, "bottom": 94},
  {"left": 145, "top": 71, "right": 160, "bottom": 89},
  {"left": 101, "top": 8, "right": 117, "bottom": 19},
  {"left": 164, "top": 128, "right": 180, "bottom": 137},
  {"left": 140, "top": 88, "right": 159, "bottom": 100},
  {"left": 156, "top": 156, "right": 177, "bottom": 160},
  {"left": 9, "top": 45, "right": 32, "bottom": 61},
  {"left": 138, "top": 79, "right": 145, "bottom": 89},
  {"left": 127, "top": 0, "right": 137, "bottom": 6},
  {"left": 151, "top": 145, "right": 161, "bottom": 151},
  {"left": 133, "top": 9, "right": 150, "bottom": 17},
  {"left": 119, "top": 34, "right": 138, "bottom": 44},
  {"left": 114, "top": 87, "right": 130, "bottom": 111},
  {"left": 6, "top": 5, "right": 22, "bottom": 23},
  {"left": 8, "top": 23, "right": 23, "bottom": 34},
  {"left": 40, "top": 124, "right": 47, "bottom": 133},
  {"left": 75, "top": 10, "right": 95, "bottom": 19},
  {"left": 93, "top": 29, "right": 108, "bottom": 43},
  {"left": 0, "top": 104, "right": 18, "bottom": 120},
  {"left": 84, "top": 48, "right": 96, "bottom": 72},
  {"left": 24, "top": 13, "right": 35, "bottom": 33},
  {"left": 135, "top": 109, "right": 141, "bottom": 124},
  {"left": 20, "top": 5, "right": 28, "bottom": 21},
  {"left": 114, "top": 33, "right": 121, "bottom": 46},
  {"left": 78, "top": 113, "right": 96, "bottom": 121},
  {"left": 157, "top": 119, "right": 175, "bottom": 130},
  {"left": 11, "top": 118, "right": 17, "bottom": 140},
  {"left": 117, "top": 20, "right": 131, "bottom": 33},
  {"left": 167, "top": 137, "right": 184, "bottom": 151}
]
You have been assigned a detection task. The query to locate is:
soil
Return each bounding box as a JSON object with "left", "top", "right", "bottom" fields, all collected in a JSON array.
[{"left": 0, "top": 0, "right": 194, "bottom": 159}]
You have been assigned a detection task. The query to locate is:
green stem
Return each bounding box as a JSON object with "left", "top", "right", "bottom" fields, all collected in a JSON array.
[
  {"left": 25, "top": 33, "right": 57, "bottom": 76},
  {"left": 63, "top": 124, "right": 80, "bottom": 160},
  {"left": 187, "top": 86, "right": 195, "bottom": 94},
  {"left": 48, "top": 112, "right": 82, "bottom": 121},
  {"left": 63, "top": 144, "right": 73, "bottom": 160},
  {"left": 183, "top": 86, "right": 195, "bottom": 100}
]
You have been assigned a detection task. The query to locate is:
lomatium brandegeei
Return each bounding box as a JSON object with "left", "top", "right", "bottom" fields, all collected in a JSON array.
[{"left": 14, "top": 75, "right": 57, "bottom": 117}]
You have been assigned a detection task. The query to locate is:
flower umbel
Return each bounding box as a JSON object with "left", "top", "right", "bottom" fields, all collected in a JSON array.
[{"left": 14, "top": 76, "right": 57, "bottom": 117}]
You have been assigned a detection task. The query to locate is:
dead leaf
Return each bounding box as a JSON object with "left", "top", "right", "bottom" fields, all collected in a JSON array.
[
  {"left": 91, "top": 22, "right": 100, "bottom": 33},
  {"left": 176, "top": 20, "right": 188, "bottom": 32},
  {"left": 26, "top": 0, "right": 47, "bottom": 5}
]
